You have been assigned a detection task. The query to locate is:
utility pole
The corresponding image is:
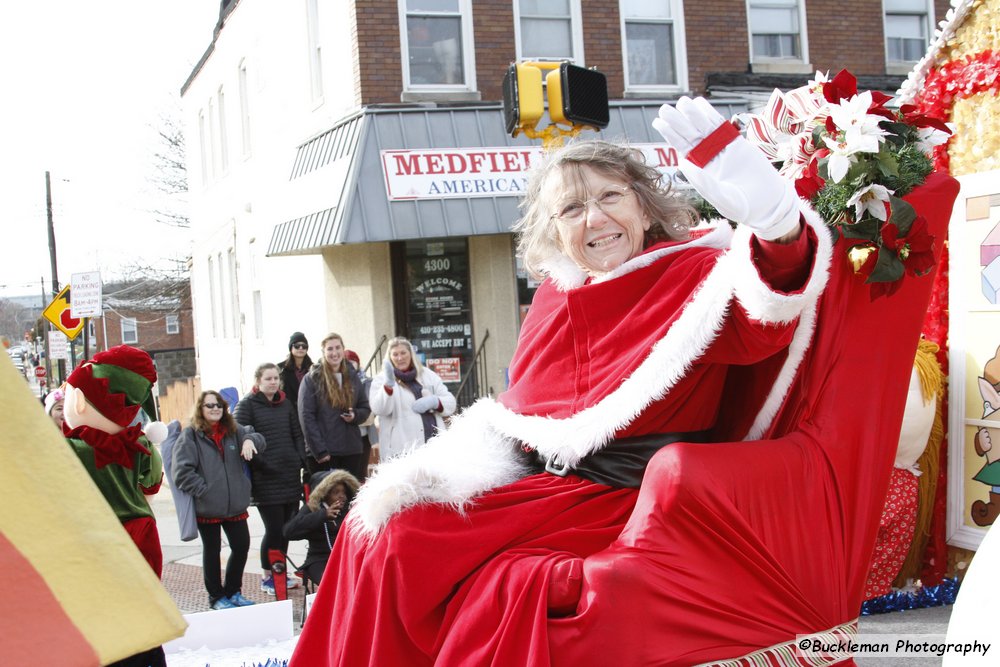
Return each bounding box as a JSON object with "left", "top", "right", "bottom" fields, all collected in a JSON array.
[{"left": 45, "top": 171, "right": 67, "bottom": 384}]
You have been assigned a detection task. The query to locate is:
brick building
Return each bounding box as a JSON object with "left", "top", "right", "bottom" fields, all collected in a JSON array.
[
  {"left": 182, "top": 0, "right": 949, "bottom": 399},
  {"left": 94, "top": 280, "right": 196, "bottom": 393}
]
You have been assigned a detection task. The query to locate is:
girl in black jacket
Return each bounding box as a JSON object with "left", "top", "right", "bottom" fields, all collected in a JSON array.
[
  {"left": 278, "top": 331, "right": 313, "bottom": 407},
  {"left": 298, "top": 332, "right": 371, "bottom": 479},
  {"left": 234, "top": 362, "right": 308, "bottom": 596},
  {"left": 284, "top": 468, "right": 360, "bottom": 586}
]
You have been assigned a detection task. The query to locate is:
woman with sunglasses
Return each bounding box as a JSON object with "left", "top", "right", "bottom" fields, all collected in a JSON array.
[
  {"left": 278, "top": 332, "right": 313, "bottom": 408},
  {"left": 171, "top": 390, "right": 266, "bottom": 610},
  {"left": 294, "top": 100, "right": 830, "bottom": 665}
]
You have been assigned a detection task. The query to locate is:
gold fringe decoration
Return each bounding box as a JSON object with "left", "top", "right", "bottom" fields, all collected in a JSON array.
[{"left": 893, "top": 339, "right": 945, "bottom": 587}]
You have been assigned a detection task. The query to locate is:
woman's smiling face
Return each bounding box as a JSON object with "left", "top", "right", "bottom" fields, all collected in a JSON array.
[{"left": 548, "top": 164, "right": 650, "bottom": 277}]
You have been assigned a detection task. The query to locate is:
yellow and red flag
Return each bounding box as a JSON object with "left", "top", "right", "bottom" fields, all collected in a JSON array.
[{"left": 0, "top": 354, "right": 186, "bottom": 665}]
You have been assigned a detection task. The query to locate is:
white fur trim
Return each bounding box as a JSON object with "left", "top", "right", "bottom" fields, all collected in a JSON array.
[
  {"left": 731, "top": 202, "right": 832, "bottom": 324},
  {"left": 349, "top": 403, "right": 530, "bottom": 538}
]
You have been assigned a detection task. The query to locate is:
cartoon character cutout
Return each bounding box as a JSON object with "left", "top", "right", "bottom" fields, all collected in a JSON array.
[{"left": 972, "top": 353, "right": 1000, "bottom": 526}]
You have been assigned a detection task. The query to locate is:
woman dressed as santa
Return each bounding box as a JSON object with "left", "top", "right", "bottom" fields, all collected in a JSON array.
[{"left": 292, "top": 96, "right": 956, "bottom": 666}]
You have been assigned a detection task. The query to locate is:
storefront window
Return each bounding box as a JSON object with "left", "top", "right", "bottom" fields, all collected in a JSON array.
[
  {"left": 395, "top": 238, "right": 474, "bottom": 394},
  {"left": 515, "top": 255, "right": 539, "bottom": 327}
]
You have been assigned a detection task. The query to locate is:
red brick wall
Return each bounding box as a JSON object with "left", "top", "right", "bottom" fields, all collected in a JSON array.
[
  {"left": 471, "top": 2, "right": 516, "bottom": 103},
  {"left": 685, "top": 2, "right": 752, "bottom": 95},
  {"left": 806, "top": 1, "right": 887, "bottom": 75},
  {"left": 353, "top": 0, "right": 403, "bottom": 104},
  {"left": 580, "top": 0, "right": 624, "bottom": 97},
  {"left": 95, "top": 306, "right": 195, "bottom": 352}
]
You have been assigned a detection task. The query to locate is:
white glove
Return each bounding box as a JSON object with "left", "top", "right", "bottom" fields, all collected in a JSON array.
[
  {"left": 383, "top": 359, "right": 396, "bottom": 387},
  {"left": 652, "top": 97, "right": 800, "bottom": 241}
]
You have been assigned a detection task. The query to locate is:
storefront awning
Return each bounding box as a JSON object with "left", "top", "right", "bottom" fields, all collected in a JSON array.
[{"left": 267, "top": 100, "right": 748, "bottom": 257}]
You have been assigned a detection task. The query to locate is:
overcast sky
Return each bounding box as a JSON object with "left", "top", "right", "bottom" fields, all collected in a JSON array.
[{"left": 0, "top": 1, "right": 219, "bottom": 299}]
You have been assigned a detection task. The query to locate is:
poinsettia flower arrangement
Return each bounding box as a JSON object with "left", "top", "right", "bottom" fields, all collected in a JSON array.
[{"left": 742, "top": 69, "right": 952, "bottom": 297}]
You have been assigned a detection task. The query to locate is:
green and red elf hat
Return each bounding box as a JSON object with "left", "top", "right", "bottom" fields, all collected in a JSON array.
[{"left": 67, "top": 345, "right": 160, "bottom": 428}]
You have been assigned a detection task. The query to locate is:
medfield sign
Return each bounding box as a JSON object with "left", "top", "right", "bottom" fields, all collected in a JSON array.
[{"left": 380, "top": 145, "right": 682, "bottom": 201}]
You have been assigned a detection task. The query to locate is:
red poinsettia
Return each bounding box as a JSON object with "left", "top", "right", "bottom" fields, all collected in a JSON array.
[
  {"left": 882, "top": 215, "right": 936, "bottom": 277},
  {"left": 795, "top": 155, "right": 826, "bottom": 199}
]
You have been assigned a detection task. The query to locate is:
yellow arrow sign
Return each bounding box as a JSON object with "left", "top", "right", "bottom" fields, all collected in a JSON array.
[{"left": 42, "top": 285, "right": 86, "bottom": 340}]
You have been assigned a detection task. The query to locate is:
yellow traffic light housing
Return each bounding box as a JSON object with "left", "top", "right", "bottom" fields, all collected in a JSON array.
[{"left": 502, "top": 61, "right": 609, "bottom": 147}]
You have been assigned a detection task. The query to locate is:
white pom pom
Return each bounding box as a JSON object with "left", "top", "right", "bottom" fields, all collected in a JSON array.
[{"left": 144, "top": 420, "right": 168, "bottom": 446}]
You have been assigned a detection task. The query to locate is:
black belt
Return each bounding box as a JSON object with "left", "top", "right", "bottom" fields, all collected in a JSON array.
[{"left": 520, "top": 431, "right": 708, "bottom": 489}]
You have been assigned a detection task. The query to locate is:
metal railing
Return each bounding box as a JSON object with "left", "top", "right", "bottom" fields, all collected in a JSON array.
[
  {"left": 363, "top": 334, "right": 388, "bottom": 378},
  {"left": 455, "top": 329, "right": 492, "bottom": 409}
]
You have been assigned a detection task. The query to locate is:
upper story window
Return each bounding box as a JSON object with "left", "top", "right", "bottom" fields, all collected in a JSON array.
[
  {"left": 515, "top": 0, "right": 583, "bottom": 62},
  {"left": 238, "top": 60, "right": 252, "bottom": 157},
  {"left": 305, "top": 0, "right": 324, "bottom": 103},
  {"left": 197, "top": 110, "right": 208, "bottom": 186},
  {"left": 400, "top": 0, "right": 476, "bottom": 90},
  {"left": 121, "top": 318, "right": 138, "bottom": 345},
  {"left": 217, "top": 86, "right": 229, "bottom": 175},
  {"left": 884, "top": 0, "right": 930, "bottom": 64},
  {"left": 748, "top": 0, "right": 806, "bottom": 61},
  {"left": 621, "top": 0, "right": 687, "bottom": 93},
  {"left": 165, "top": 314, "right": 180, "bottom": 335}
]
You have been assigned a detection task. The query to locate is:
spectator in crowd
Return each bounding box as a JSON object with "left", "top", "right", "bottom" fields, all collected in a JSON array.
[
  {"left": 369, "top": 337, "right": 457, "bottom": 461},
  {"left": 299, "top": 333, "right": 371, "bottom": 480},
  {"left": 279, "top": 332, "right": 313, "bottom": 408},
  {"left": 234, "top": 362, "right": 307, "bottom": 596},
  {"left": 172, "top": 390, "right": 265, "bottom": 610},
  {"left": 283, "top": 469, "right": 360, "bottom": 586},
  {"left": 44, "top": 387, "right": 65, "bottom": 430}
]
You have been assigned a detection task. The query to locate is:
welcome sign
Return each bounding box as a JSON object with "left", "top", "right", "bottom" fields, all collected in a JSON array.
[{"left": 380, "top": 145, "right": 682, "bottom": 201}]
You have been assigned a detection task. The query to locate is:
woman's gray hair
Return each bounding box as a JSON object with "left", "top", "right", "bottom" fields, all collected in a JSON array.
[{"left": 513, "top": 139, "right": 696, "bottom": 279}]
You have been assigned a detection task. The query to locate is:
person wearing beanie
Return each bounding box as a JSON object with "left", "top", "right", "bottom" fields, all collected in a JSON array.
[
  {"left": 44, "top": 387, "right": 65, "bottom": 430},
  {"left": 278, "top": 332, "right": 313, "bottom": 408},
  {"left": 62, "top": 345, "right": 169, "bottom": 667}
]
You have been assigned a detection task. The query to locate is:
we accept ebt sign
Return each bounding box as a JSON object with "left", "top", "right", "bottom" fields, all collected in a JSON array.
[{"left": 380, "top": 145, "right": 682, "bottom": 201}]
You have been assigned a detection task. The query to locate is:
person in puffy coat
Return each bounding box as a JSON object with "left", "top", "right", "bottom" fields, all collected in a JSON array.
[
  {"left": 369, "top": 337, "right": 457, "bottom": 461},
  {"left": 234, "top": 362, "right": 307, "bottom": 596},
  {"left": 283, "top": 468, "right": 360, "bottom": 586},
  {"left": 172, "top": 390, "right": 266, "bottom": 610}
]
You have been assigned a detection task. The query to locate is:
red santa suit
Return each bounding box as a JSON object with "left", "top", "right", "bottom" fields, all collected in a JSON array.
[{"left": 291, "top": 172, "right": 956, "bottom": 667}]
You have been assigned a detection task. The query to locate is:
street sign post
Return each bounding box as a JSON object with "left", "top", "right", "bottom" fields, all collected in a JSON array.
[
  {"left": 42, "top": 285, "right": 85, "bottom": 340},
  {"left": 70, "top": 271, "right": 102, "bottom": 318}
]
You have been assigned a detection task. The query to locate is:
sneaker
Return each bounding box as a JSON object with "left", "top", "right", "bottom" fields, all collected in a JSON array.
[
  {"left": 229, "top": 592, "right": 255, "bottom": 607},
  {"left": 286, "top": 574, "right": 302, "bottom": 590},
  {"left": 261, "top": 577, "right": 275, "bottom": 595},
  {"left": 211, "top": 596, "right": 236, "bottom": 610}
]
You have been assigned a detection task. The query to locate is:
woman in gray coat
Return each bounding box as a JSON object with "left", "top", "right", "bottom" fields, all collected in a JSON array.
[{"left": 172, "top": 390, "right": 266, "bottom": 610}]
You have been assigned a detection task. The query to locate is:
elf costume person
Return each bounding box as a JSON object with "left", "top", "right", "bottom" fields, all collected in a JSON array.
[{"left": 62, "top": 345, "right": 167, "bottom": 577}]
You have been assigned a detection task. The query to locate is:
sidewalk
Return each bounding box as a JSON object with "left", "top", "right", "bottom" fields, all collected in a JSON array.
[{"left": 152, "top": 476, "right": 311, "bottom": 627}]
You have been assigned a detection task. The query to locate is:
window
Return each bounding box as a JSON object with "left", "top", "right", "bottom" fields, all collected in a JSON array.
[
  {"left": 121, "top": 318, "right": 138, "bottom": 345},
  {"left": 198, "top": 110, "right": 208, "bottom": 186},
  {"left": 208, "top": 97, "right": 218, "bottom": 179},
  {"left": 217, "top": 86, "right": 229, "bottom": 174},
  {"left": 885, "top": 0, "right": 930, "bottom": 63},
  {"left": 207, "top": 255, "right": 219, "bottom": 337},
  {"left": 748, "top": 0, "right": 804, "bottom": 60},
  {"left": 400, "top": 0, "right": 476, "bottom": 90},
  {"left": 305, "top": 0, "right": 323, "bottom": 102},
  {"left": 165, "top": 314, "right": 180, "bottom": 335},
  {"left": 515, "top": 0, "right": 582, "bottom": 62},
  {"left": 239, "top": 60, "right": 252, "bottom": 157},
  {"left": 227, "top": 248, "right": 239, "bottom": 337},
  {"left": 253, "top": 290, "right": 264, "bottom": 340},
  {"left": 621, "top": 1, "right": 687, "bottom": 92}
]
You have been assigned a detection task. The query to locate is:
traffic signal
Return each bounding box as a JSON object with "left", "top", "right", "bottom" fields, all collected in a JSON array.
[
  {"left": 547, "top": 63, "right": 609, "bottom": 130},
  {"left": 502, "top": 63, "right": 544, "bottom": 136}
]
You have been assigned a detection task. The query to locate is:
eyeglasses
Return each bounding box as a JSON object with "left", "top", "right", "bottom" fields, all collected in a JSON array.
[
  {"left": 551, "top": 185, "right": 632, "bottom": 225},
  {"left": 203, "top": 403, "right": 223, "bottom": 410},
  {"left": 292, "top": 343, "right": 308, "bottom": 350}
]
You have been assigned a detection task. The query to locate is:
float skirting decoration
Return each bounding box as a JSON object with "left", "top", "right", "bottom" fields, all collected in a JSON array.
[{"left": 861, "top": 577, "right": 960, "bottom": 615}]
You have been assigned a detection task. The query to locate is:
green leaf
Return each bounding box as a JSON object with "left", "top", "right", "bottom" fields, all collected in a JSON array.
[
  {"left": 888, "top": 196, "right": 916, "bottom": 235},
  {"left": 876, "top": 151, "right": 899, "bottom": 178},
  {"left": 842, "top": 217, "right": 881, "bottom": 240},
  {"left": 867, "top": 246, "right": 905, "bottom": 284}
]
